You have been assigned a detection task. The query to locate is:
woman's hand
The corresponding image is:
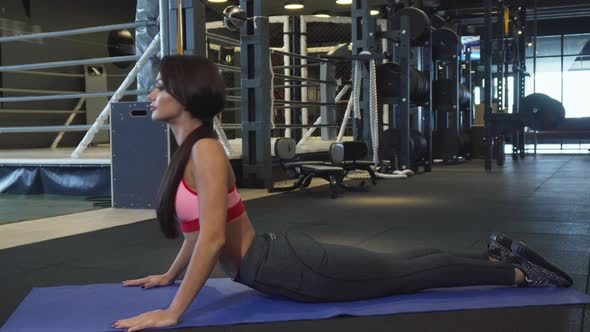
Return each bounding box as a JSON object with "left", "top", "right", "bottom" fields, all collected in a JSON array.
[
  {"left": 113, "top": 309, "right": 179, "bottom": 331},
  {"left": 121, "top": 274, "right": 174, "bottom": 289}
]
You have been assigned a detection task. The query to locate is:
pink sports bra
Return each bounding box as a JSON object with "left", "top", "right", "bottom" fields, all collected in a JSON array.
[{"left": 175, "top": 178, "right": 245, "bottom": 233}]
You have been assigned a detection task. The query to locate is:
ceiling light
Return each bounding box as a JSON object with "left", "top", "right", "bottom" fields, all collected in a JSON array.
[
  {"left": 313, "top": 10, "right": 331, "bottom": 18},
  {"left": 208, "top": 0, "right": 228, "bottom": 3},
  {"left": 370, "top": 9, "right": 379, "bottom": 16},
  {"left": 284, "top": 1, "right": 304, "bottom": 9},
  {"left": 336, "top": 0, "right": 352, "bottom": 5}
]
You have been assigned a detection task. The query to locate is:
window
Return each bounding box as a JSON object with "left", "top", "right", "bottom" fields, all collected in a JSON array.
[
  {"left": 533, "top": 57, "right": 562, "bottom": 102},
  {"left": 534, "top": 35, "right": 562, "bottom": 57},
  {"left": 564, "top": 34, "right": 590, "bottom": 56},
  {"left": 527, "top": 33, "right": 590, "bottom": 118},
  {"left": 525, "top": 58, "right": 535, "bottom": 96},
  {"left": 563, "top": 55, "right": 590, "bottom": 118}
]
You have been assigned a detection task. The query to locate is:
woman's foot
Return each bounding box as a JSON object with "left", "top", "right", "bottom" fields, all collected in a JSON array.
[
  {"left": 510, "top": 241, "right": 573, "bottom": 287},
  {"left": 488, "top": 232, "right": 513, "bottom": 262}
]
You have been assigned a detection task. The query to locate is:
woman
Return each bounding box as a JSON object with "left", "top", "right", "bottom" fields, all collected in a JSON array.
[{"left": 113, "top": 55, "right": 572, "bottom": 332}]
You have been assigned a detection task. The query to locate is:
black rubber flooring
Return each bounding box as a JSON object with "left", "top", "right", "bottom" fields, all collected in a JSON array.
[{"left": 1, "top": 155, "right": 589, "bottom": 331}]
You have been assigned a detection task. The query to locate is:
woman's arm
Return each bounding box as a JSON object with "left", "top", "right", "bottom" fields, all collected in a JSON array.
[
  {"left": 164, "top": 234, "right": 197, "bottom": 282},
  {"left": 167, "top": 138, "right": 229, "bottom": 318},
  {"left": 121, "top": 234, "right": 197, "bottom": 288},
  {"left": 114, "top": 138, "right": 229, "bottom": 331}
]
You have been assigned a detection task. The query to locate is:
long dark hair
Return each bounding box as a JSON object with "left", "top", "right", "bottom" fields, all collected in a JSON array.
[{"left": 156, "top": 55, "right": 225, "bottom": 239}]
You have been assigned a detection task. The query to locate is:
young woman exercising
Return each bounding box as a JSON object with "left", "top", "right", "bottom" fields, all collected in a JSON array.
[{"left": 113, "top": 55, "right": 572, "bottom": 332}]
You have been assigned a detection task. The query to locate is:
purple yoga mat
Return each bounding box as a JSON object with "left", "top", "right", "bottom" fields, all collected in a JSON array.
[{"left": 3, "top": 278, "right": 590, "bottom": 332}]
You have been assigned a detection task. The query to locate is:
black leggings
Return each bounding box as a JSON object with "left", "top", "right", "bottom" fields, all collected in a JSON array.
[{"left": 234, "top": 231, "right": 516, "bottom": 303}]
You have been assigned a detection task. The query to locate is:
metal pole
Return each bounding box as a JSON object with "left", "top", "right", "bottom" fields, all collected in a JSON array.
[
  {"left": 0, "top": 125, "right": 109, "bottom": 134},
  {"left": 8, "top": 70, "right": 84, "bottom": 78},
  {"left": 465, "top": 48, "right": 473, "bottom": 129},
  {"left": 206, "top": 32, "right": 240, "bottom": 47},
  {"left": 0, "top": 55, "right": 140, "bottom": 72},
  {"left": 497, "top": 2, "right": 505, "bottom": 113},
  {"left": 0, "top": 21, "right": 156, "bottom": 43},
  {"left": 300, "top": 16, "right": 309, "bottom": 139},
  {"left": 159, "top": 0, "right": 170, "bottom": 56},
  {"left": 399, "top": 15, "right": 411, "bottom": 170},
  {"left": 425, "top": 30, "right": 433, "bottom": 172},
  {"left": 0, "top": 90, "right": 147, "bottom": 103},
  {"left": 240, "top": 0, "right": 272, "bottom": 189},
  {"left": 519, "top": 2, "right": 527, "bottom": 159},
  {"left": 290, "top": 16, "right": 302, "bottom": 143},
  {"left": 483, "top": 0, "right": 494, "bottom": 171},
  {"left": 283, "top": 16, "right": 292, "bottom": 138},
  {"left": 184, "top": 0, "right": 206, "bottom": 56}
]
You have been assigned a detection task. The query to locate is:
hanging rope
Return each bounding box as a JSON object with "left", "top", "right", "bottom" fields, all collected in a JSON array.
[
  {"left": 269, "top": 52, "right": 276, "bottom": 129},
  {"left": 213, "top": 116, "right": 232, "bottom": 156},
  {"left": 343, "top": 52, "right": 409, "bottom": 180},
  {"left": 367, "top": 52, "right": 380, "bottom": 165}
]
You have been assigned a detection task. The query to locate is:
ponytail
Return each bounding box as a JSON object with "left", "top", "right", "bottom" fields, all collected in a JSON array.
[{"left": 156, "top": 125, "right": 216, "bottom": 239}]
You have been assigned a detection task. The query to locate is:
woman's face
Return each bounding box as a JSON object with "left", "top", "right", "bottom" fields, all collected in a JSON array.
[{"left": 147, "top": 74, "right": 185, "bottom": 122}]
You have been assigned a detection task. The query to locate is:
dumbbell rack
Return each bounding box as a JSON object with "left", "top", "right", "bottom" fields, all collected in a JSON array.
[
  {"left": 431, "top": 27, "right": 463, "bottom": 163},
  {"left": 377, "top": 5, "right": 434, "bottom": 172}
]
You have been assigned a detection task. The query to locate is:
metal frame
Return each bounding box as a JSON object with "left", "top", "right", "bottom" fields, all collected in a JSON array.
[
  {"left": 451, "top": 32, "right": 461, "bottom": 143},
  {"left": 513, "top": 2, "right": 527, "bottom": 160},
  {"left": 463, "top": 48, "right": 474, "bottom": 130},
  {"left": 240, "top": 0, "right": 273, "bottom": 189},
  {"left": 482, "top": 0, "right": 529, "bottom": 170},
  {"left": 386, "top": 5, "right": 433, "bottom": 171},
  {"left": 483, "top": 0, "right": 494, "bottom": 171},
  {"left": 496, "top": 1, "right": 505, "bottom": 113},
  {"left": 424, "top": 31, "right": 434, "bottom": 172},
  {"left": 398, "top": 15, "right": 412, "bottom": 170},
  {"left": 352, "top": 0, "right": 379, "bottom": 159}
]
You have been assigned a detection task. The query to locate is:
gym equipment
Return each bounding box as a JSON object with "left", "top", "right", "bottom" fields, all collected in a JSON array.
[
  {"left": 458, "top": 129, "right": 472, "bottom": 159},
  {"left": 270, "top": 138, "right": 352, "bottom": 199},
  {"left": 111, "top": 102, "right": 168, "bottom": 209},
  {"left": 432, "top": 79, "right": 471, "bottom": 109},
  {"left": 107, "top": 29, "right": 134, "bottom": 68},
  {"left": 4, "top": 278, "right": 590, "bottom": 331},
  {"left": 376, "top": 62, "right": 430, "bottom": 104},
  {"left": 379, "top": 128, "right": 428, "bottom": 165},
  {"left": 432, "top": 128, "right": 460, "bottom": 161},
  {"left": 432, "top": 27, "right": 461, "bottom": 61},
  {"left": 331, "top": 141, "right": 378, "bottom": 185},
  {"left": 222, "top": 5, "right": 246, "bottom": 31},
  {"left": 520, "top": 93, "right": 565, "bottom": 131},
  {"left": 389, "top": 7, "right": 431, "bottom": 42}
]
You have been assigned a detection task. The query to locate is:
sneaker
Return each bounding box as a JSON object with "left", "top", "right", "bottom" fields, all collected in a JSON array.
[
  {"left": 488, "top": 232, "right": 513, "bottom": 262},
  {"left": 511, "top": 241, "right": 573, "bottom": 287}
]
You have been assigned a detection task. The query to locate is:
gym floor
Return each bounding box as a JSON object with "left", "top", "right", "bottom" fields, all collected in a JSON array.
[{"left": 1, "top": 155, "right": 589, "bottom": 331}]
